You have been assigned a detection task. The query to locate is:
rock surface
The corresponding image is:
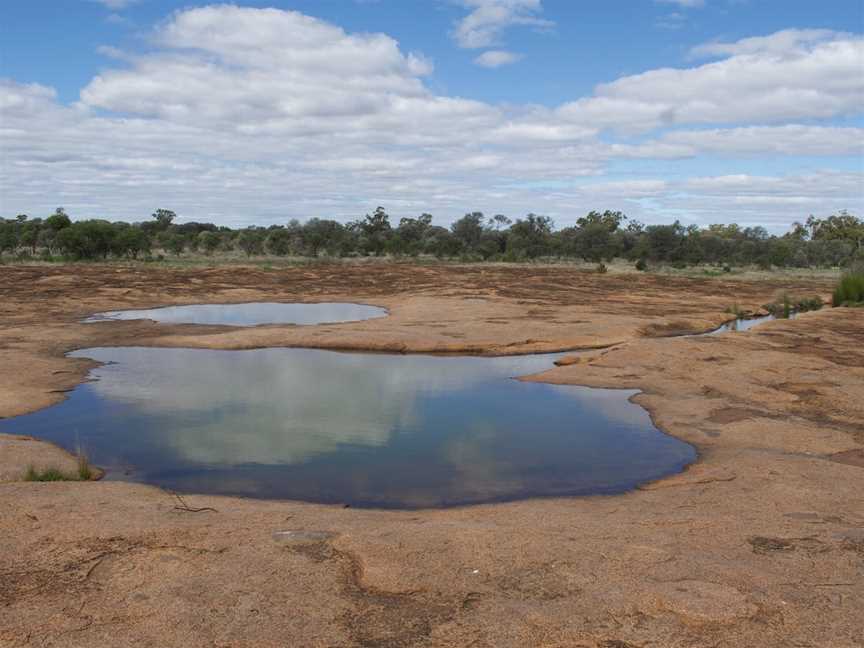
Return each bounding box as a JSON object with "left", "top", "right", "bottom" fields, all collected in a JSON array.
[{"left": 0, "top": 263, "right": 861, "bottom": 648}]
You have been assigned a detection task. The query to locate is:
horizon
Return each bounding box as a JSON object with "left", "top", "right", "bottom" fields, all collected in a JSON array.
[{"left": 1, "top": 1, "right": 863, "bottom": 232}]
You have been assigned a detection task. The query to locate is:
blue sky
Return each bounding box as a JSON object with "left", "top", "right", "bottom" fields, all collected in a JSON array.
[{"left": 1, "top": 0, "right": 862, "bottom": 230}]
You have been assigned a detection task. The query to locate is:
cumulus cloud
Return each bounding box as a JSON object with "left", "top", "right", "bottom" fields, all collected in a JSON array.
[
  {"left": 452, "top": 0, "right": 552, "bottom": 49},
  {"left": 474, "top": 50, "right": 523, "bottom": 67},
  {"left": 0, "top": 6, "right": 862, "bottom": 230},
  {"left": 558, "top": 31, "right": 864, "bottom": 131}
]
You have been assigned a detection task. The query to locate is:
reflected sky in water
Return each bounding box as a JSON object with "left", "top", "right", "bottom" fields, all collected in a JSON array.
[
  {"left": 84, "top": 302, "right": 387, "bottom": 327},
  {"left": 701, "top": 312, "right": 797, "bottom": 336},
  {"left": 0, "top": 347, "right": 695, "bottom": 508}
]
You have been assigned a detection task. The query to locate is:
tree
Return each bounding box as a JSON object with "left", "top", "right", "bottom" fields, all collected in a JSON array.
[
  {"left": 808, "top": 211, "right": 863, "bottom": 249},
  {"left": 451, "top": 212, "right": 485, "bottom": 254},
  {"left": 577, "top": 210, "right": 625, "bottom": 232},
  {"left": 639, "top": 222, "right": 685, "bottom": 262},
  {"left": 198, "top": 231, "right": 221, "bottom": 256},
  {"left": 265, "top": 228, "right": 294, "bottom": 256},
  {"left": 353, "top": 207, "right": 391, "bottom": 256},
  {"left": 151, "top": 209, "right": 176, "bottom": 231},
  {"left": 424, "top": 226, "right": 461, "bottom": 258},
  {"left": 45, "top": 208, "right": 71, "bottom": 232},
  {"left": 164, "top": 233, "right": 186, "bottom": 257},
  {"left": 301, "top": 219, "right": 344, "bottom": 257},
  {"left": 112, "top": 227, "right": 151, "bottom": 259},
  {"left": 394, "top": 214, "right": 433, "bottom": 256},
  {"left": 507, "top": 214, "right": 554, "bottom": 259},
  {"left": 56, "top": 220, "right": 116, "bottom": 259},
  {"left": 237, "top": 229, "right": 265, "bottom": 256}
]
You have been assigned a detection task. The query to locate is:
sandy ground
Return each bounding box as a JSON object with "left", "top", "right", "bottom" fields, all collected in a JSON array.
[{"left": 0, "top": 263, "right": 861, "bottom": 648}]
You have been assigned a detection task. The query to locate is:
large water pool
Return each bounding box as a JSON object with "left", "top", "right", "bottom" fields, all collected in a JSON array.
[
  {"left": 83, "top": 302, "right": 387, "bottom": 327},
  {"left": 0, "top": 347, "right": 695, "bottom": 508}
]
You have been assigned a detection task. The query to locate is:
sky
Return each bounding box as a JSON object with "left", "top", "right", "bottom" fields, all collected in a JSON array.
[{"left": 1, "top": 0, "right": 862, "bottom": 231}]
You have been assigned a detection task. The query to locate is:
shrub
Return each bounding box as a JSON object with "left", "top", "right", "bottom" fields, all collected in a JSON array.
[
  {"left": 635, "top": 258, "right": 647, "bottom": 271},
  {"left": 597, "top": 262, "right": 607, "bottom": 274},
  {"left": 796, "top": 296, "right": 823, "bottom": 312},
  {"left": 726, "top": 303, "right": 743, "bottom": 317},
  {"left": 832, "top": 272, "right": 864, "bottom": 306},
  {"left": 764, "top": 293, "right": 824, "bottom": 317}
]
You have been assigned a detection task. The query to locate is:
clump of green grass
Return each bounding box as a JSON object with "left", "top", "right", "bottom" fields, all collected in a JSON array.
[
  {"left": 832, "top": 272, "right": 864, "bottom": 307},
  {"left": 77, "top": 451, "right": 93, "bottom": 480},
  {"left": 725, "top": 303, "right": 743, "bottom": 317},
  {"left": 24, "top": 445, "right": 95, "bottom": 482},
  {"left": 796, "top": 295, "right": 824, "bottom": 312},
  {"left": 24, "top": 466, "right": 74, "bottom": 481},
  {"left": 763, "top": 292, "right": 823, "bottom": 318}
]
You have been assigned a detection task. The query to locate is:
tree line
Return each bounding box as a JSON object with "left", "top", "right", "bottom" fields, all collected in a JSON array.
[{"left": 1, "top": 207, "right": 862, "bottom": 269}]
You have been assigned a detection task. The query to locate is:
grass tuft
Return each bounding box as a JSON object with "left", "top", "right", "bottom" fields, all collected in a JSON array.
[
  {"left": 763, "top": 293, "right": 823, "bottom": 318},
  {"left": 24, "top": 465, "right": 73, "bottom": 481},
  {"left": 832, "top": 271, "right": 864, "bottom": 307},
  {"left": 76, "top": 449, "right": 93, "bottom": 481}
]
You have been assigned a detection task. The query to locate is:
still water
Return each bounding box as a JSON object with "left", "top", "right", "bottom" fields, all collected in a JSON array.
[
  {"left": 0, "top": 347, "right": 695, "bottom": 508},
  {"left": 700, "top": 312, "right": 797, "bottom": 336},
  {"left": 84, "top": 302, "right": 387, "bottom": 327}
]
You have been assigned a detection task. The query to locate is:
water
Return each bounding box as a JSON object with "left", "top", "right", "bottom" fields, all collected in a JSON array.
[
  {"left": 83, "top": 302, "right": 387, "bottom": 327},
  {"left": 696, "top": 312, "right": 797, "bottom": 336},
  {"left": 0, "top": 347, "right": 695, "bottom": 509}
]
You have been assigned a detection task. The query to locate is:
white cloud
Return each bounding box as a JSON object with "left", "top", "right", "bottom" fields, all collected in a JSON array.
[
  {"left": 452, "top": 0, "right": 552, "bottom": 49},
  {"left": 1, "top": 7, "right": 862, "bottom": 231},
  {"left": 92, "top": 0, "right": 137, "bottom": 9},
  {"left": 558, "top": 31, "right": 864, "bottom": 131},
  {"left": 474, "top": 50, "right": 523, "bottom": 67},
  {"left": 655, "top": 0, "right": 705, "bottom": 8},
  {"left": 690, "top": 28, "right": 851, "bottom": 59},
  {"left": 612, "top": 126, "right": 864, "bottom": 158}
]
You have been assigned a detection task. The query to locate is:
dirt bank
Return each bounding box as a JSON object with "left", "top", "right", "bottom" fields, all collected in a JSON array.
[{"left": 1, "top": 263, "right": 861, "bottom": 648}]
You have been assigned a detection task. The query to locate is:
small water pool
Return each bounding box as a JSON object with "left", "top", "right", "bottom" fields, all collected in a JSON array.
[
  {"left": 0, "top": 348, "right": 695, "bottom": 509},
  {"left": 704, "top": 312, "right": 797, "bottom": 335},
  {"left": 83, "top": 302, "right": 387, "bottom": 327}
]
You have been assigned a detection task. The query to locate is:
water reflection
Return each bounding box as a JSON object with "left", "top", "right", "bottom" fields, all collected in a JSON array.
[
  {"left": 84, "top": 302, "right": 387, "bottom": 327},
  {"left": 0, "top": 347, "right": 695, "bottom": 508},
  {"left": 703, "top": 312, "right": 797, "bottom": 336}
]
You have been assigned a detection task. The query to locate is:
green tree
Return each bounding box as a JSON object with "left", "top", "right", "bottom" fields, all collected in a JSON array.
[
  {"left": 151, "top": 209, "right": 177, "bottom": 232},
  {"left": 198, "top": 231, "right": 221, "bottom": 256},
  {"left": 451, "top": 212, "right": 485, "bottom": 254},
  {"left": 265, "top": 228, "right": 294, "bottom": 256},
  {"left": 111, "top": 227, "right": 151, "bottom": 259},
  {"left": 507, "top": 214, "right": 554, "bottom": 259},
  {"left": 353, "top": 207, "right": 391, "bottom": 256},
  {"left": 164, "top": 233, "right": 186, "bottom": 257},
  {"left": 237, "top": 229, "right": 265, "bottom": 256},
  {"left": 56, "top": 220, "right": 116, "bottom": 259}
]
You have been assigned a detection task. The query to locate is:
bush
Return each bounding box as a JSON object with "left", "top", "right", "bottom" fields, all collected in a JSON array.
[
  {"left": 764, "top": 293, "right": 824, "bottom": 317},
  {"left": 635, "top": 258, "right": 647, "bottom": 271},
  {"left": 597, "top": 262, "right": 607, "bottom": 274},
  {"left": 797, "top": 296, "right": 823, "bottom": 312},
  {"left": 832, "top": 272, "right": 864, "bottom": 306}
]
